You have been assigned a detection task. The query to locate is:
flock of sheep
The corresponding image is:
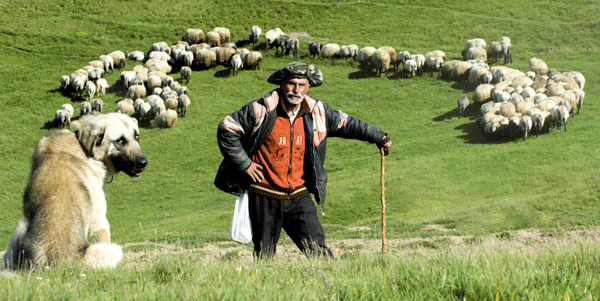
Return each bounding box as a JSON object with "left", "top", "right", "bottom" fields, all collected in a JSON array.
[{"left": 55, "top": 26, "right": 586, "bottom": 141}]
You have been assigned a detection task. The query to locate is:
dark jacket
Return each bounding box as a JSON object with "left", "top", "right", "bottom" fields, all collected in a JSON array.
[{"left": 215, "top": 88, "right": 386, "bottom": 213}]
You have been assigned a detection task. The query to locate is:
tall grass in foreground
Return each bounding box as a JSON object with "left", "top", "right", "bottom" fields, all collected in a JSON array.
[{"left": 2, "top": 231, "right": 599, "bottom": 300}]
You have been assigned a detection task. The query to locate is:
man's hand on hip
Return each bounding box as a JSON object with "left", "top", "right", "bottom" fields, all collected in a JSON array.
[{"left": 244, "top": 162, "right": 265, "bottom": 182}]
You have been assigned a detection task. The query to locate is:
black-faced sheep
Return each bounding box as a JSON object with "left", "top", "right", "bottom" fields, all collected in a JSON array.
[
  {"left": 286, "top": 37, "right": 299, "bottom": 58},
  {"left": 308, "top": 41, "right": 321, "bottom": 59}
]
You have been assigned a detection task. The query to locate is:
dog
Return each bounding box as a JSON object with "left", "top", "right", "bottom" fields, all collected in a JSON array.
[{"left": 3, "top": 113, "right": 147, "bottom": 270}]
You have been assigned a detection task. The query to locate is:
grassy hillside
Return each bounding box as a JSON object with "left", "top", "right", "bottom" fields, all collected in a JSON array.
[{"left": 1, "top": 0, "right": 599, "bottom": 251}]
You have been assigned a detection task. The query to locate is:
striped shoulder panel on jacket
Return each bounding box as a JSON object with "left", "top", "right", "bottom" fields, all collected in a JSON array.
[
  {"left": 219, "top": 116, "right": 245, "bottom": 134},
  {"left": 250, "top": 90, "right": 279, "bottom": 136},
  {"left": 306, "top": 95, "right": 327, "bottom": 146}
]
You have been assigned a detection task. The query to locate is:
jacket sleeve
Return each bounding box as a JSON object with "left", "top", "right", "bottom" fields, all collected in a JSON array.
[
  {"left": 217, "top": 100, "right": 258, "bottom": 171},
  {"left": 323, "top": 102, "right": 387, "bottom": 144}
]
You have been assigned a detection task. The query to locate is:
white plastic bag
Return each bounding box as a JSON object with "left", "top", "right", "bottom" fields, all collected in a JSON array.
[{"left": 229, "top": 190, "right": 252, "bottom": 244}]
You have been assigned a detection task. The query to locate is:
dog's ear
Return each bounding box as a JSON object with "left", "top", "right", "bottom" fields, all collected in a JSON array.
[{"left": 73, "top": 116, "right": 107, "bottom": 158}]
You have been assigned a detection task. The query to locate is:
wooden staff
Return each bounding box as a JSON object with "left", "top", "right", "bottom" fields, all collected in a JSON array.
[{"left": 380, "top": 147, "right": 387, "bottom": 252}]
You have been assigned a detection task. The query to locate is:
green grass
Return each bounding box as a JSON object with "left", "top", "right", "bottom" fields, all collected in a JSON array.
[{"left": 1, "top": 0, "right": 600, "bottom": 298}]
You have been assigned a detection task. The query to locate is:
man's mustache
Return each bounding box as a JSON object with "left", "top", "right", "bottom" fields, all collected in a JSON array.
[{"left": 286, "top": 92, "right": 303, "bottom": 99}]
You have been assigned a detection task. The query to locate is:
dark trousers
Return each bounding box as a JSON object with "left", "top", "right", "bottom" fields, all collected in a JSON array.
[{"left": 248, "top": 191, "right": 334, "bottom": 259}]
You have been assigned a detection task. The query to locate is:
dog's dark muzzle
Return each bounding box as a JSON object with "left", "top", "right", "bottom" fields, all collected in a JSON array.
[{"left": 112, "top": 154, "right": 148, "bottom": 178}]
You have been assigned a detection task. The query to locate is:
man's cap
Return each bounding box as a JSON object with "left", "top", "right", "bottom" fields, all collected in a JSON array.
[{"left": 267, "top": 62, "right": 323, "bottom": 87}]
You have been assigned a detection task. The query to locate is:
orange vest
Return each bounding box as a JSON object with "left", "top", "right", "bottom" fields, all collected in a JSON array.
[{"left": 252, "top": 115, "right": 305, "bottom": 192}]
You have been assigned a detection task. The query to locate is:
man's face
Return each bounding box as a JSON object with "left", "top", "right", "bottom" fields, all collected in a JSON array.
[{"left": 282, "top": 78, "right": 310, "bottom": 105}]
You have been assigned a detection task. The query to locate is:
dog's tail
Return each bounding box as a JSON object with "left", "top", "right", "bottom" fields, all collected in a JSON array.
[
  {"left": 83, "top": 243, "right": 123, "bottom": 269},
  {"left": 3, "top": 217, "right": 29, "bottom": 270}
]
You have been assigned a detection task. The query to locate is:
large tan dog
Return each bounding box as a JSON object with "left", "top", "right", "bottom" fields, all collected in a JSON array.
[{"left": 3, "top": 113, "right": 147, "bottom": 270}]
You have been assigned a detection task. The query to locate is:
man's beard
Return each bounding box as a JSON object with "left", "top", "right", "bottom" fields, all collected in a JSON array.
[{"left": 285, "top": 92, "right": 303, "bottom": 105}]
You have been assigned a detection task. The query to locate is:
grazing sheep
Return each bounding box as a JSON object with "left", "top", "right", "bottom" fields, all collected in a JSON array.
[
  {"left": 461, "top": 39, "right": 486, "bottom": 60},
  {"left": 552, "top": 105, "right": 569, "bottom": 131},
  {"left": 183, "top": 28, "right": 204, "bottom": 45},
  {"left": 570, "top": 89, "right": 585, "bottom": 114},
  {"left": 91, "top": 98, "right": 103, "bottom": 113},
  {"left": 215, "top": 46, "right": 236, "bottom": 65},
  {"left": 196, "top": 48, "right": 217, "bottom": 69},
  {"left": 163, "top": 76, "right": 174, "bottom": 89},
  {"left": 108, "top": 50, "right": 126, "bottom": 69},
  {"left": 427, "top": 57, "right": 444, "bottom": 77},
  {"left": 205, "top": 31, "right": 221, "bottom": 47},
  {"left": 320, "top": 43, "right": 340, "bottom": 60},
  {"left": 180, "top": 66, "right": 192, "bottom": 83},
  {"left": 80, "top": 101, "right": 91, "bottom": 115},
  {"left": 270, "top": 34, "right": 289, "bottom": 56},
  {"left": 308, "top": 41, "right": 321, "bottom": 59},
  {"left": 410, "top": 54, "right": 425, "bottom": 75},
  {"left": 340, "top": 44, "right": 358, "bottom": 63},
  {"left": 127, "top": 51, "right": 145, "bottom": 62},
  {"left": 356, "top": 47, "right": 376, "bottom": 68},
  {"left": 530, "top": 111, "right": 545, "bottom": 136},
  {"left": 563, "top": 71, "right": 585, "bottom": 90},
  {"left": 236, "top": 48, "right": 250, "bottom": 62},
  {"left": 60, "top": 104, "right": 74, "bottom": 120},
  {"left": 468, "top": 65, "right": 490, "bottom": 85},
  {"left": 265, "top": 28, "right": 285, "bottom": 48},
  {"left": 243, "top": 51, "right": 263, "bottom": 70},
  {"left": 441, "top": 60, "right": 460, "bottom": 79},
  {"left": 139, "top": 102, "right": 152, "bottom": 120},
  {"left": 519, "top": 115, "right": 532, "bottom": 139},
  {"left": 250, "top": 25, "right": 262, "bottom": 47},
  {"left": 148, "top": 51, "right": 171, "bottom": 62},
  {"left": 372, "top": 48, "right": 391, "bottom": 77},
  {"left": 213, "top": 27, "right": 231, "bottom": 45},
  {"left": 155, "top": 109, "right": 178, "bottom": 128},
  {"left": 134, "top": 98, "right": 144, "bottom": 114},
  {"left": 54, "top": 109, "right": 70, "bottom": 128},
  {"left": 164, "top": 97, "right": 179, "bottom": 112},
  {"left": 85, "top": 81, "right": 96, "bottom": 101},
  {"left": 147, "top": 74, "right": 163, "bottom": 92},
  {"left": 125, "top": 85, "right": 146, "bottom": 100},
  {"left": 528, "top": 57, "right": 548, "bottom": 74},
  {"left": 500, "top": 38, "right": 512, "bottom": 64},
  {"left": 457, "top": 95, "right": 470, "bottom": 118},
  {"left": 396, "top": 51, "right": 411, "bottom": 69},
  {"left": 286, "top": 37, "right": 299, "bottom": 58},
  {"left": 464, "top": 47, "right": 487, "bottom": 61},
  {"left": 147, "top": 59, "right": 172, "bottom": 74},
  {"left": 94, "top": 78, "right": 107, "bottom": 96},
  {"left": 115, "top": 98, "right": 135, "bottom": 116},
  {"left": 487, "top": 41, "right": 503, "bottom": 63},
  {"left": 88, "top": 67, "right": 104, "bottom": 82},
  {"left": 403, "top": 59, "right": 417, "bottom": 78},
  {"left": 178, "top": 94, "right": 190, "bottom": 116},
  {"left": 183, "top": 51, "right": 194, "bottom": 67},
  {"left": 230, "top": 54, "right": 243, "bottom": 76},
  {"left": 451, "top": 61, "right": 473, "bottom": 80},
  {"left": 499, "top": 102, "right": 516, "bottom": 118},
  {"left": 60, "top": 75, "right": 70, "bottom": 90},
  {"left": 99, "top": 55, "right": 115, "bottom": 73},
  {"left": 88, "top": 60, "right": 104, "bottom": 69},
  {"left": 472, "top": 84, "right": 495, "bottom": 103}
]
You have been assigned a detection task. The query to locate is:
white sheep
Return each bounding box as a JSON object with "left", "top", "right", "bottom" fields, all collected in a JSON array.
[
  {"left": 155, "top": 109, "right": 178, "bottom": 128},
  {"left": 528, "top": 57, "right": 548, "bottom": 74},
  {"left": 461, "top": 39, "right": 486, "bottom": 60},
  {"left": 127, "top": 51, "right": 145, "bottom": 62},
  {"left": 320, "top": 43, "right": 340, "bottom": 59},
  {"left": 372, "top": 48, "right": 391, "bottom": 77},
  {"left": 410, "top": 54, "right": 425, "bottom": 75},
  {"left": 500, "top": 37, "right": 512, "bottom": 64},
  {"left": 183, "top": 51, "right": 194, "bottom": 67},
  {"left": 85, "top": 81, "right": 96, "bottom": 101},
  {"left": 60, "top": 103, "right": 74, "bottom": 119},
  {"left": 519, "top": 115, "right": 532, "bottom": 139},
  {"left": 134, "top": 98, "right": 145, "bottom": 114},
  {"left": 139, "top": 102, "right": 152, "bottom": 120},
  {"left": 115, "top": 98, "right": 135, "bottom": 116},
  {"left": 163, "top": 76, "right": 174, "bottom": 88},
  {"left": 250, "top": 25, "right": 262, "bottom": 47},
  {"left": 213, "top": 27, "right": 231, "bottom": 45},
  {"left": 196, "top": 48, "right": 217, "bottom": 69},
  {"left": 54, "top": 109, "right": 70, "bottom": 128},
  {"left": 178, "top": 94, "right": 191, "bottom": 116},
  {"left": 552, "top": 105, "right": 569, "bottom": 131},
  {"left": 99, "top": 55, "right": 114, "bottom": 73},
  {"left": 265, "top": 28, "right": 285, "bottom": 48},
  {"left": 563, "top": 71, "right": 585, "bottom": 90},
  {"left": 125, "top": 85, "right": 146, "bottom": 100},
  {"left": 403, "top": 59, "right": 417, "bottom": 78},
  {"left": 80, "top": 101, "right": 91, "bottom": 115},
  {"left": 183, "top": 28, "right": 204, "bottom": 45},
  {"left": 427, "top": 57, "right": 444, "bottom": 77},
  {"left": 91, "top": 98, "right": 103, "bottom": 113},
  {"left": 108, "top": 50, "right": 126, "bottom": 69},
  {"left": 60, "top": 75, "right": 70, "bottom": 90},
  {"left": 97, "top": 78, "right": 108, "bottom": 96},
  {"left": 230, "top": 54, "right": 243, "bottom": 76},
  {"left": 164, "top": 97, "right": 179, "bottom": 112},
  {"left": 180, "top": 66, "right": 192, "bottom": 83},
  {"left": 243, "top": 51, "right": 262, "bottom": 70},
  {"left": 148, "top": 51, "right": 171, "bottom": 62},
  {"left": 457, "top": 95, "right": 470, "bottom": 118}
]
